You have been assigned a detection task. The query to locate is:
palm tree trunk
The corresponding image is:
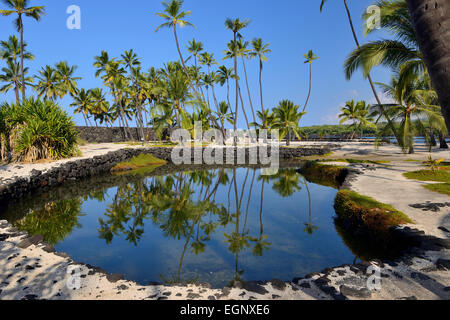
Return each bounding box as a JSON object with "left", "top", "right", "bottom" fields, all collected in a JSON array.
[
  {"left": 406, "top": 0, "right": 450, "bottom": 133},
  {"left": 258, "top": 58, "right": 266, "bottom": 125},
  {"left": 19, "top": 15, "right": 26, "bottom": 102},
  {"left": 233, "top": 32, "right": 239, "bottom": 146},
  {"left": 303, "top": 63, "right": 312, "bottom": 113},
  {"left": 238, "top": 86, "right": 252, "bottom": 135},
  {"left": 242, "top": 58, "right": 256, "bottom": 123},
  {"left": 439, "top": 131, "right": 449, "bottom": 149},
  {"left": 342, "top": 0, "right": 401, "bottom": 142}
]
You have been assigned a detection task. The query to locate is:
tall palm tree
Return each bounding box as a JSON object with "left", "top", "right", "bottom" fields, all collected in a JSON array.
[
  {"left": 0, "top": 0, "right": 45, "bottom": 101},
  {"left": 405, "top": 0, "right": 450, "bottom": 131},
  {"left": 187, "top": 39, "right": 203, "bottom": 68},
  {"left": 0, "top": 35, "right": 33, "bottom": 63},
  {"left": 90, "top": 88, "right": 111, "bottom": 126},
  {"left": 225, "top": 18, "right": 250, "bottom": 144},
  {"left": 302, "top": 50, "right": 319, "bottom": 113},
  {"left": 320, "top": 0, "right": 401, "bottom": 142},
  {"left": 217, "top": 65, "right": 234, "bottom": 109},
  {"left": 250, "top": 38, "right": 271, "bottom": 124},
  {"left": 55, "top": 61, "right": 81, "bottom": 98},
  {"left": 155, "top": 0, "right": 193, "bottom": 71},
  {"left": 273, "top": 100, "right": 305, "bottom": 146}
]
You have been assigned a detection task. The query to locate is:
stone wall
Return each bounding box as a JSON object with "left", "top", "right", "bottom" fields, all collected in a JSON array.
[
  {"left": 76, "top": 127, "right": 171, "bottom": 143},
  {"left": 0, "top": 145, "right": 335, "bottom": 205}
]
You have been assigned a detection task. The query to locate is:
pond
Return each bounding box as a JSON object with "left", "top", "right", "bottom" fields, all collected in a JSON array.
[{"left": 2, "top": 166, "right": 363, "bottom": 288}]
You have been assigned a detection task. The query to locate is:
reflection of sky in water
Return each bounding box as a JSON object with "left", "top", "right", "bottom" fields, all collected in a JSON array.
[{"left": 11, "top": 168, "right": 356, "bottom": 288}]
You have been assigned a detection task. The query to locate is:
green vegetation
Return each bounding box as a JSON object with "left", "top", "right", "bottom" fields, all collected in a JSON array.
[
  {"left": 0, "top": 98, "right": 79, "bottom": 162},
  {"left": 318, "top": 158, "right": 390, "bottom": 165},
  {"left": 112, "top": 153, "right": 167, "bottom": 174},
  {"left": 403, "top": 170, "right": 450, "bottom": 183},
  {"left": 404, "top": 169, "right": 450, "bottom": 196},
  {"left": 338, "top": 100, "right": 375, "bottom": 139},
  {"left": 298, "top": 161, "right": 348, "bottom": 189},
  {"left": 334, "top": 190, "right": 412, "bottom": 234}
]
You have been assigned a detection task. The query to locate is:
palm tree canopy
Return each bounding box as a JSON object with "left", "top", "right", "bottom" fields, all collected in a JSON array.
[
  {"left": 0, "top": 0, "right": 45, "bottom": 31},
  {"left": 155, "top": 0, "right": 194, "bottom": 32},
  {"left": 0, "top": 35, "right": 33, "bottom": 61},
  {"left": 304, "top": 50, "right": 319, "bottom": 64}
]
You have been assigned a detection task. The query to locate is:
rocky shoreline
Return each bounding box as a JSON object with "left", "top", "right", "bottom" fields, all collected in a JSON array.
[{"left": 0, "top": 144, "right": 449, "bottom": 300}]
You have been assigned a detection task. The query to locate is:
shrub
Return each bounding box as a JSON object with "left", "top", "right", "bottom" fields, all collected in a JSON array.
[{"left": 0, "top": 98, "right": 79, "bottom": 162}]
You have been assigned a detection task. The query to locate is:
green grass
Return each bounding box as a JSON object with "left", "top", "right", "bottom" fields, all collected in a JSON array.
[
  {"left": 403, "top": 170, "right": 450, "bottom": 183},
  {"left": 112, "top": 154, "right": 167, "bottom": 175},
  {"left": 299, "top": 161, "right": 348, "bottom": 189},
  {"left": 424, "top": 183, "right": 450, "bottom": 196},
  {"left": 404, "top": 169, "right": 450, "bottom": 197},
  {"left": 335, "top": 190, "right": 413, "bottom": 231},
  {"left": 319, "top": 158, "right": 390, "bottom": 165}
]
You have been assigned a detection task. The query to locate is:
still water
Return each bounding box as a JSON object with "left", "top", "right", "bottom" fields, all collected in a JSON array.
[{"left": 3, "top": 166, "right": 359, "bottom": 288}]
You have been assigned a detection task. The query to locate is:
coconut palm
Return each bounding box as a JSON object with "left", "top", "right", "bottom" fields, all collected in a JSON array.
[
  {"left": 34, "top": 65, "right": 62, "bottom": 101},
  {"left": 186, "top": 39, "right": 203, "bottom": 67},
  {"left": 70, "top": 88, "right": 93, "bottom": 127},
  {"left": 55, "top": 61, "right": 81, "bottom": 97},
  {"left": 217, "top": 65, "right": 234, "bottom": 109},
  {"left": 250, "top": 38, "right": 271, "bottom": 121},
  {"left": 0, "top": 35, "right": 33, "bottom": 63},
  {"left": 90, "top": 88, "right": 111, "bottom": 126},
  {"left": 225, "top": 18, "right": 250, "bottom": 145},
  {"left": 320, "top": 0, "right": 401, "bottom": 143},
  {"left": 302, "top": 50, "right": 319, "bottom": 113},
  {"left": 0, "top": 0, "right": 45, "bottom": 101},
  {"left": 216, "top": 101, "right": 234, "bottom": 129},
  {"left": 376, "top": 72, "right": 446, "bottom": 153},
  {"left": 405, "top": 0, "right": 450, "bottom": 131},
  {"left": 339, "top": 100, "right": 373, "bottom": 139},
  {"left": 0, "top": 59, "right": 32, "bottom": 104},
  {"left": 273, "top": 100, "right": 305, "bottom": 146},
  {"left": 155, "top": 0, "right": 194, "bottom": 71}
]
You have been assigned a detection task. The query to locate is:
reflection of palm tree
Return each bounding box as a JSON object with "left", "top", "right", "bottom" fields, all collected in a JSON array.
[
  {"left": 14, "top": 199, "right": 83, "bottom": 245},
  {"left": 301, "top": 178, "right": 318, "bottom": 235},
  {"left": 271, "top": 169, "right": 301, "bottom": 198}
]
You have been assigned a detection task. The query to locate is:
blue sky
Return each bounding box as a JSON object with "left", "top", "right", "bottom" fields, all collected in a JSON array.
[{"left": 0, "top": 0, "right": 393, "bottom": 127}]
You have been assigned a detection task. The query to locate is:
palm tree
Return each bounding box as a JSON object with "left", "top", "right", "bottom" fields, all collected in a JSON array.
[
  {"left": 155, "top": 0, "right": 194, "bottom": 71},
  {"left": 70, "top": 88, "right": 93, "bottom": 127},
  {"left": 187, "top": 39, "right": 203, "bottom": 68},
  {"left": 90, "top": 88, "right": 111, "bottom": 126},
  {"left": 225, "top": 18, "right": 250, "bottom": 145},
  {"left": 0, "top": 34, "right": 33, "bottom": 63},
  {"left": 216, "top": 101, "right": 234, "bottom": 129},
  {"left": 217, "top": 65, "right": 234, "bottom": 109},
  {"left": 376, "top": 72, "right": 446, "bottom": 153},
  {"left": 55, "top": 61, "right": 81, "bottom": 97},
  {"left": 0, "top": 0, "right": 45, "bottom": 101},
  {"left": 320, "top": 0, "right": 401, "bottom": 143},
  {"left": 302, "top": 50, "right": 319, "bottom": 113},
  {"left": 34, "top": 65, "right": 62, "bottom": 101},
  {"left": 250, "top": 38, "right": 271, "bottom": 123},
  {"left": 339, "top": 100, "right": 373, "bottom": 139},
  {"left": 405, "top": 0, "right": 450, "bottom": 131},
  {"left": 0, "top": 59, "right": 32, "bottom": 104},
  {"left": 273, "top": 100, "right": 305, "bottom": 146}
]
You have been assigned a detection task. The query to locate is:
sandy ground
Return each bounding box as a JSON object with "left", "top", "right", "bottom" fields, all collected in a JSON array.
[{"left": 0, "top": 141, "right": 449, "bottom": 300}]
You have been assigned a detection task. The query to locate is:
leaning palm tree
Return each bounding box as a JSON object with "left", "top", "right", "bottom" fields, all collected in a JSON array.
[
  {"left": 320, "top": 0, "right": 401, "bottom": 143},
  {"left": 405, "top": 0, "right": 450, "bottom": 131},
  {"left": 302, "top": 50, "right": 319, "bottom": 113},
  {"left": 250, "top": 38, "right": 271, "bottom": 122},
  {"left": 273, "top": 100, "right": 305, "bottom": 146},
  {"left": 225, "top": 18, "right": 250, "bottom": 145},
  {"left": 155, "top": 0, "right": 194, "bottom": 71},
  {"left": 0, "top": 0, "right": 45, "bottom": 101}
]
